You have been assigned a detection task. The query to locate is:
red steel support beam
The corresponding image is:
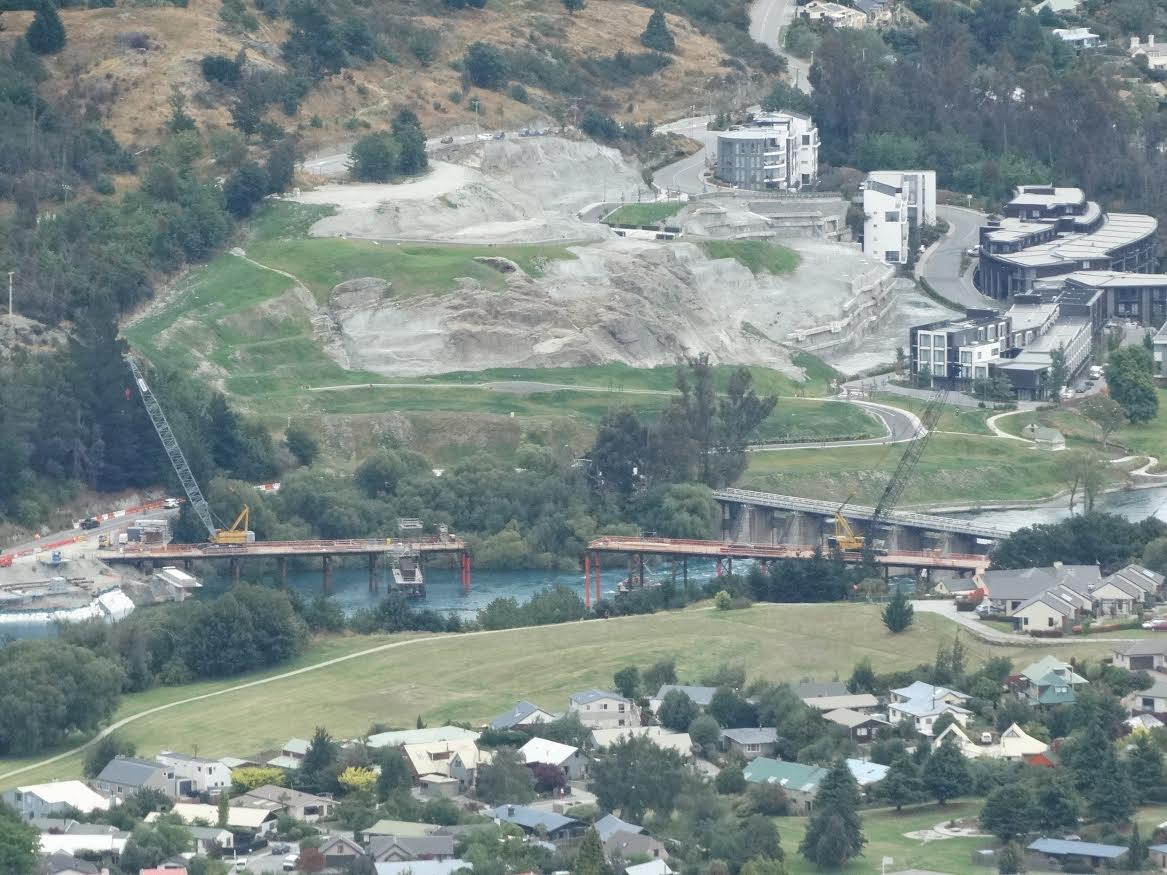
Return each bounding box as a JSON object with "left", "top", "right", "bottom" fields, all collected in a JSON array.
[
  {"left": 593, "top": 552, "right": 602, "bottom": 605},
  {"left": 584, "top": 554, "right": 592, "bottom": 609}
]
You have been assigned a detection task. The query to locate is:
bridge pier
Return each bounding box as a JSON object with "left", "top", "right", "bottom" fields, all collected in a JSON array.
[
  {"left": 230, "top": 557, "right": 240, "bottom": 585},
  {"left": 278, "top": 557, "right": 288, "bottom": 587},
  {"left": 592, "top": 552, "right": 601, "bottom": 604},
  {"left": 583, "top": 554, "right": 592, "bottom": 609},
  {"left": 459, "top": 551, "right": 472, "bottom": 595},
  {"left": 322, "top": 555, "right": 333, "bottom": 592},
  {"left": 368, "top": 553, "right": 378, "bottom": 592}
]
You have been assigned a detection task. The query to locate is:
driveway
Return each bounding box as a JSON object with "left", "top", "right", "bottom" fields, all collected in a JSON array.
[
  {"left": 840, "top": 374, "right": 989, "bottom": 409},
  {"left": 912, "top": 599, "right": 1137, "bottom": 645},
  {"left": 652, "top": 116, "right": 719, "bottom": 196},
  {"left": 919, "top": 206, "right": 999, "bottom": 311}
]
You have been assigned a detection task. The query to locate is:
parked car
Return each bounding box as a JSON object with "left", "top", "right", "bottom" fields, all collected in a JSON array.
[
  {"left": 270, "top": 842, "right": 290, "bottom": 854},
  {"left": 493, "top": 131, "right": 506, "bottom": 139},
  {"left": 966, "top": 246, "right": 980, "bottom": 256},
  {"left": 439, "top": 136, "right": 454, "bottom": 144},
  {"left": 283, "top": 855, "right": 299, "bottom": 872},
  {"left": 80, "top": 518, "right": 100, "bottom": 530},
  {"left": 1142, "top": 618, "right": 1167, "bottom": 630},
  {"left": 234, "top": 859, "right": 248, "bottom": 871}
]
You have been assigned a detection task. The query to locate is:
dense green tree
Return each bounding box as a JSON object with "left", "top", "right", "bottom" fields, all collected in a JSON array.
[
  {"left": 589, "top": 734, "right": 687, "bottom": 821},
  {"left": 202, "top": 53, "right": 243, "bottom": 86},
  {"left": 1107, "top": 346, "right": 1159, "bottom": 424},
  {"left": 350, "top": 132, "right": 400, "bottom": 182},
  {"left": 643, "top": 659, "right": 677, "bottom": 693},
  {"left": 658, "top": 689, "right": 700, "bottom": 731},
  {"left": 614, "top": 665, "right": 641, "bottom": 699},
  {"left": 285, "top": 425, "right": 320, "bottom": 466},
  {"left": 298, "top": 726, "right": 340, "bottom": 795},
  {"left": 640, "top": 8, "right": 676, "bottom": 52},
  {"left": 716, "top": 765, "right": 747, "bottom": 794},
  {"left": 1127, "top": 823, "right": 1149, "bottom": 871},
  {"left": 463, "top": 42, "right": 508, "bottom": 88},
  {"left": 26, "top": 0, "right": 66, "bottom": 54},
  {"left": 1128, "top": 731, "right": 1165, "bottom": 803},
  {"left": 638, "top": 482, "right": 719, "bottom": 539},
  {"left": 848, "top": 658, "right": 878, "bottom": 694},
  {"left": 0, "top": 804, "right": 38, "bottom": 875},
  {"left": 1087, "top": 741, "right": 1135, "bottom": 822},
  {"left": 923, "top": 734, "right": 968, "bottom": 804},
  {"left": 1029, "top": 770, "right": 1079, "bottom": 833},
  {"left": 979, "top": 782, "right": 1033, "bottom": 842},
  {"left": 590, "top": 408, "right": 650, "bottom": 497},
  {"left": 709, "top": 688, "right": 757, "bottom": 727},
  {"left": 882, "top": 589, "right": 914, "bottom": 633},
  {"left": 877, "top": 755, "right": 925, "bottom": 811},
  {"left": 762, "top": 79, "right": 814, "bottom": 115},
  {"left": 1047, "top": 345, "right": 1069, "bottom": 400},
  {"left": 376, "top": 749, "right": 413, "bottom": 800},
  {"left": 799, "top": 759, "right": 865, "bottom": 867},
  {"left": 572, "top": 826, "right": 605, "bottom": 875},
  {"left": 84, "top": 733, "right": 136, "bottom": 778},
  {"left": 689, "top": 714, "right": 721, "bottom": 750},
  {"left": 997, "top": 841, "right": 1026, "bottom": 874},
  {"left": 119, "top": 819, "right": 192, "bottom": 872},
  {"left": 477, "top": 748, "right": 536, "bottom": 805},
  {"left": 265, "top": 138, "right": 298, "bottom": 194},
  {"left": 748, "top": 781, "right": 790, "bottom": 816},
  {"left": 991, "top": 513, "right": 1166, "bottom": 575}
]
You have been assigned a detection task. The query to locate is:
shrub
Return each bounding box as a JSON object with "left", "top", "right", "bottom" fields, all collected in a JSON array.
[
  {"left": 464, "top": 42, "right": 508, "bottom": 89},
  {"left": 201, "top": 54, "right": 243, "bottom": 87}
]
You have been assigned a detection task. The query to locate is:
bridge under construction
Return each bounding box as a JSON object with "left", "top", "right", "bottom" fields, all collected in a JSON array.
[
  {"left": 97, "top": 535, "right": 472, "bottom": 594},
  {"left": 582, "top": 535, "right": 991, "bottom": 606}
]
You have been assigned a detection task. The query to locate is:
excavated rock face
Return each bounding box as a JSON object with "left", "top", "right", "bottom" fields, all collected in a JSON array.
[{"left": 0, "top": 314, "right": 67, "bottom": 359}]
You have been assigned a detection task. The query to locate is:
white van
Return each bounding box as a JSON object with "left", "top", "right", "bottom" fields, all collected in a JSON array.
[
  {"left": 283, "top": 855, "right": 299, "bottom": 871},
  {"left": 1088, "top": 365, "right": 1104, "bottom": 380}
]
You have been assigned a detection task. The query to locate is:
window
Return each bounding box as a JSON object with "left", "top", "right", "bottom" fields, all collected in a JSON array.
[
  {"left": 1048, "top": 617, "right": 1055, "bottom": 627},
  {"left": 960, "top": 352, "right": 972, "bottom": 364},
  {"left": 919, "top": 334, "right": 932, "bottom": 347},
  {"left": 1144, "top": 698, "right": 1155, "bottom": 710},
  {"left": 600, "top": 703, "right": 608, "bottom": 710},
  {"left": 885, "top": 250, "right": 900, "bottom": 263},
  {"left": 747, "top": 743, "right": 759, "bottom": 752},
  {"left": 857, "top": 727, "right": 868, "bottom": 737},
  {"left": 618, "top": 703, "right": 625, "bottom": 712},
  {"left": 885, "top": 211, "right": 900, "bottom": 222}
]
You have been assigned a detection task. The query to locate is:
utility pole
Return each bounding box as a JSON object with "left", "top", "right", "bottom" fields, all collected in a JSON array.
[{"left": 6, "top": 271, "right": 12, "bottom": 317}]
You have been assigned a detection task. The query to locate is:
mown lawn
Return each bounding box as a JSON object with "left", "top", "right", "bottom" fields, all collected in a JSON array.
[
  {"left": 739, "top": 431, "right": 1121, "bottom": 507},
  {"left": 604, "top": 201, "right": 684, "bottom": 226},
  {"left": 0, "top": 605, "right": 1112, "bottom": 791},
  {"left": 699, "top": 240, "right": 801, "bottom": 275},
  {"left": 993, "top": 391, "right": 1167, "bottom": 459}
]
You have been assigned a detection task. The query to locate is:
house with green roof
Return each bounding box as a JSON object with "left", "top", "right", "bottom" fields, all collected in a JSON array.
[
  {"left": 742, "top": 759, "right": 827, "bottom": 813},
  {"left": 1015, "top": 656, "right": 1088, "bottom": 706}
]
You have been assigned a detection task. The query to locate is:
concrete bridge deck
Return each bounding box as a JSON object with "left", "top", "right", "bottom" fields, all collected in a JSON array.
[{"left": 713, "top": 487, "right": 1009, "bottom": 540}]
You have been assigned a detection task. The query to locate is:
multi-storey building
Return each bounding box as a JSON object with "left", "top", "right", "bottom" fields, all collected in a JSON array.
[
  {"left": 715, "top": 112, "right": 819, "bottom": 191},
  {"left": 862, "top": 170, "right": 937, "bottom": 264}
]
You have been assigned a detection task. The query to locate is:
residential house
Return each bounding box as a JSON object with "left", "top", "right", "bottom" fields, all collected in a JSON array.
[
  {"left": 933, "top": 723, "right": 1048, "bottom": 761},
  {"left": 93, "top": 757, "right": 178, "bottom": 800},
  {"left": 800, "top": 0, "right": 868, "bottom": 28},
  {"left": 1091, "top": 565, "right": 1159, "bottom": 617},
  {"left": 595, "top": 814, "right": 644, "bottom": 843},
  {"left": 1113, "top": 639, "right": 1167, "bottom": 672},
  {"left": 367, "top": 726, "right": 480, "bottom": 750},
  {"left": 1, "top": 781, "right": 110, "bottom": 818},
  {"left": 791, "top": 681, "right": 849, "bottom": 701},
  {"left": 39, "top": 832, "right": 129, "bottom": 860},
  {"left": 719, "top": 728, "right": 779, "bottom": 760},
  {"left": 155, "top": 752, "right": 233, "bottom": 797},
  {"left": 625, "top": 861, "right": 674, "bottom": 875},
  {"left": 1135, "top": 35, "right": 1167, "bottom": 70},
  {"left": 364, "top": 820, "right": 441, "bottom": 839},
  {"left": 319, "top": 835, "right": 365, "bottom": 870},
  {"left": 649, "top": 685, "right": 717, "bottom": 713},
  {"left": 44, "top": 851, "right": 104, "bottom": 875},
  {"left": 487, "top": 701, "right": 558, "bottom": 732},
  {"left": 1028, "top": 838, "right": 1125, "bottom": 868},
  {"left": 235, "top": 785, "right": 335, "bottom": 822},
  {"left": 369, "top": 834, "right": 457, "bottom": 862},
  {"left": 1015, "top": 656, "right": 1089, "bottom": 706},
  {"left": 742, "top": 759, "right": 826, "bottom": 814},
  {"left": 802, "top": 693, "right": 881, "bottom": 713},
  {"left": 930, "top": 576, "right": 978, "bottom": 597},
  {"left": 980, "top": 564, "right": 1100, "bottom": 616},
  {"left": 267, "top": 738, "right": 309, "bottom": 770},
  {"left": 418, "top": 775, "right": 460, "bottom": 798},
  {"left": 823, "top": 709, "right": 890, "bottom": 743},
  {"left": 187, "top": 826, "right": 233, "bottom": 855},
  {"left": 160, "top": 803, "right": 277, "bottom": 836},
  {"left": 1150, "top": 842, "right": 1167, "bottom": 870},
  {"left": 568, "top": 690, "right": 640, "bottom": 729},
  {"left": 887, "top": 682, "right": 972, "bottom": 736},
  {"left": 1124, "top": 679, "right": 1167, "bottom": 716},
  {"left": 484, "top": 804, "right": 585, "bottom": 841},
  {"left": 1052, "top": 27, "right": 1101, "bottom": 48},
  {"left": 1126, "top": 713, "right": 1164, "bottom": 732},
  {"left": 374, "top": 861, "right": 472, "bottom": 875},
  {"left": 605, "top": 831, "right": 669, "bottom": 865},
  {"left": 1011, "top": 589, "right": 1084, "bottom": 633},
  {"left": 402, "top": 740, "right": 492, "bottom": 794},
  {"left": 853, "top": 0, "right": 892, "bottom": 25},
  {"left": 591, "top": 726, "right": 693, "bottom": 757},
  {"left": 1111, "top": 563, "right": 1164, "bottom": 597},
  {"left": 517, "top": 737, "right": 589, "bottom": 780},
  {"left": 845, "top": 759, "right": 890, "bottom": 789}
]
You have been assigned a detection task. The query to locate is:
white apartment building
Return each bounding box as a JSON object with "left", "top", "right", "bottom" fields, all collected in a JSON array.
[
  {"left": 715, "top": 112, "right": 819, "bottom": 192},
  {"left": 862, "top": 170, "right": 937, "bottom": 264},
  {"left": 156, "top": 751, "right": 233, "bottom": 796}
]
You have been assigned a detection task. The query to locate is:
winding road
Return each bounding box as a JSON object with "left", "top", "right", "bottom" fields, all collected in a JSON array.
[{"left": 919, "top": 205, "right": 996, "bottom": 310}]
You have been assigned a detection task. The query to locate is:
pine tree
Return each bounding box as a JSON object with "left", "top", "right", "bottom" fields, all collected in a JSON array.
[
  {"left": 882, "top": 589, "right": 914, "bottom": 633},
  {"left": 1128, "top": 731, "right": 1165, "bottom": 803},
  {"left": 572, "top": 827, "right": 604, "bottom": 875},
  {"left": 997, "top": 842, "right": 1026, "bottom": 874},
  {"left": 979, "top": 782, "right": 1033, "bottom": 842},
  {"left": 1126, "top": 823, "right": 1149, "bottom": 871},
  {"left": 799, "top": 759, "right": 865, "bottom": 867},
  {"left": 26, "top": 0, "right": 66, "bottom": 55},
  {"left": 923, "top": 734, "right": 968, "bottom": 805},
  {"left": 217, "top": 792, "right": 229, "bottom": 828},
  {"left": 640, "top": 8, "right": 676, "bottom": 53},
  {"left": 878, "top": 755, "right": 925, "bottom": 811},
  {"left": 1088, "top": 742, "right": 1135, "bottom": 823}
]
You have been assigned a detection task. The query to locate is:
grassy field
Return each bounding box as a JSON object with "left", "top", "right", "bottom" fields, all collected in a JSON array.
[
  {"left": 992, "top": 390, "right": 1167, "bottom": 458},
  {"left": 604, "top": 201, "right": 685, "bottom": 226},
  {"left": 0, "top": 605, "right": 1113, "bottom": 791},
  {"left": 699, "top": 240, "right": 801, "bottom": 275},
  {"left": 740, "top": 431, "right": 1119, "bottom": 507}
]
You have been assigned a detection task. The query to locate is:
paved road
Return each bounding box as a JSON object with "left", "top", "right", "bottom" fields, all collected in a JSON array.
[
  {"left": 2, "top": 508, "right": 179, "bottom": 564},
  {"left": 919, "top": 205, "right": 999, "bottom": 310},
  {"left": 749, "top": 0, "right": 811, "bottom": 94},
  {"left": 840, "top": 375, "right": 993, "bottom": 408},
  {"left": 651, "top": 116, "right": 719, "bottom": 195},
  {"left": 912, "top": 599, "right": 1137, "bottom": 645},
  {"left": 748, "top": 398, "right": 921, "bottom": 451}
]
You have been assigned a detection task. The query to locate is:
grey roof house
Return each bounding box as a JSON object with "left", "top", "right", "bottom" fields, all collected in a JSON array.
[
  {"left": 791, "top": 681, "right": 849, "bottom": 700},
  {"left": 720, "top": 727, "right": 779, "bottom": 760},
  {"left": 649, "top": 685, "right": 717, "bottom": 712},
  {"left": 370, "top": 834, "right": 457, "bottom": 862},
  {"left": 488, "top": 701, "right": 559, "bottom": 732},
  {"left": 595, "top": 813, "right": 643, "bottom": 843},
  {"left": 1114, "top": 638, "right": 1167, "bottom": 672},
  {"left": 981, "top": 564, "right": 1100, "bottom": 615},
  {"left": 93, "top": 757, "right": 178, "bottom": 799},
  {"left": 485, "top": 804, "right": 585, "bottom": 840}
]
